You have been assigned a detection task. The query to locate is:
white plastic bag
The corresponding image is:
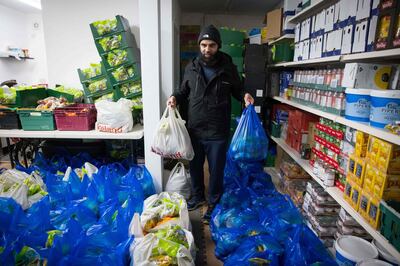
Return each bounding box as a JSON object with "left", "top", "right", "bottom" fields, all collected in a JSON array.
[
  {"left": 151, "top": 107, "right": 194, "bottom": 160},
  {"left": 165, "top": 163, "right": 191, "bottom": 200},
  {"left": 130, "top": 225, "right": 195, "bottom": 266},
  {"left": 95, "top": 98, "right": 134, "bottom": 133}
]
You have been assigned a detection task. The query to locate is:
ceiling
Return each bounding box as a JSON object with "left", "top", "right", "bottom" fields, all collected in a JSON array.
[
  {"left": 0, "top": 0, "right": 41, "bottom": 13},
  {"left": 178, "top": 0, "right": 282, "bottom": 15}
]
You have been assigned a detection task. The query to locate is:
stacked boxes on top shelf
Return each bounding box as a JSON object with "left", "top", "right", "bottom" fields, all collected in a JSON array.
[
  {"left": 79, "top": 15, "right": 142, "bottom": 110},
  {"left": 219, "top": 27, "right": 245, "bottom": 136},
  {"left": 243, "top": 44, "right": 268, "bottom": 124}
]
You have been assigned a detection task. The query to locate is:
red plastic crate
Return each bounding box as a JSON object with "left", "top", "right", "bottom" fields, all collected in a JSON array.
[{"left": 54, "top": 104, "right": 97, "bottom": 131}]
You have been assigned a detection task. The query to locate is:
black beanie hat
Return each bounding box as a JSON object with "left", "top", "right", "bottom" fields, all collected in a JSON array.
[{"left": 198, "top": 25, "right": 221, "bottom": 48}]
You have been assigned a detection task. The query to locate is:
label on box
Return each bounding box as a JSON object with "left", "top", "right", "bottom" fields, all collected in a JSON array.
[
  {"left": 256, "top": 89, "right": 264, "bottom": 97},
  {"left": 255, "top": 106, "right": 261, "bottom": 113}
]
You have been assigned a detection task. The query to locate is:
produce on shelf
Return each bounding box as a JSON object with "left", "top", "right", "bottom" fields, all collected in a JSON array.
[
  {"left": 120, "top": 80, "right": 141, "bottom": 96},
  {"left": 111, "top": 65, "right": 136, "bottom": 82},
  {"left": 81, "top": 63, "right": 102, "bottom": 79},
  {"left": 92, "top": 18, "right": 117, "bottom": 36},
  {"left": 52, "top": 85, "right": 84, "bottom": 99},
  {"left": 36, "top": 97, "right": 68, "bottom": 111},
  {"left": 131, "top": 96, "right": 142, "bottom": 109},
  {"left": 94, "top": 92, "right": 114, "bottom": 103},
  {"left": 99, "top": 34, "right": 122, "bottom": 51},
  {"left": 0, "top": 86, "right": 16, "bottom": 104}
]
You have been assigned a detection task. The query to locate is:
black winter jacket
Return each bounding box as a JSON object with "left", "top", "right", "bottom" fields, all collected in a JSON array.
[{"left": 173, "top": 51, "right": 243, "bottom": 140}]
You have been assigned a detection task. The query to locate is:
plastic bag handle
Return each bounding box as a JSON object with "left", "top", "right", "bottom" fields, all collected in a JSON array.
[{"left": 163, "top": 106, "right": 184, "bottom": 121}]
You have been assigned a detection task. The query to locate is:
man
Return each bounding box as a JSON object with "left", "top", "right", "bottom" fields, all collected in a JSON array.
[{"left": 167, "top": 25, "right": 254, "bottom": 223}]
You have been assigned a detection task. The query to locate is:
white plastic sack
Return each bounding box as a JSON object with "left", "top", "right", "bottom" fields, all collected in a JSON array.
[
  {"left": 151, "top": 107, "right": 194, "bottom": 160},
  {"left": 130, "top": 226, "right": 195, "bottom": 266},
  {"left": 129, "top": 192, "right": 190, "bottom": 237},
  {"left": 165, "top": 162, "right": 191, "bottom": 200},
  {"left": 95, "top": 98, "right": 134, "bottom": 133}
]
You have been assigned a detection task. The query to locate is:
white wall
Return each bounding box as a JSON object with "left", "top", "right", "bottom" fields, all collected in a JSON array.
[
  {"left": 0, "top": 4, "right": 48, "bottom": 85},
  {"left": 180, "top": 12, "right": 264, "bottom": 32},
  {"left": 41, "top": 0, "right": 140, "bottom": 88}
]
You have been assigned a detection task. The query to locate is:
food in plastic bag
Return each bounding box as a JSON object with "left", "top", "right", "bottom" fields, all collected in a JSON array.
[
  {"left": 81, "top": 63, "right": 102, "bottom": 80},
  {"left": 94, "top": 92, "right": 114, "bottom": 103},
  {"left": 151, "top": 107, "right": 194, "bottom": 160},
  {"left": 106, "top": 49, "right": 128, "bottom": 67},
  {"left": 111, "top": 65, "right": 137, "bottom": 82},
  {"left": 120, "top": 80, "right": 141, "bottom": 96},
  {"left": 99, "top": 34, "right": 122, "bottom": 51},
  {"left": 88, "top": 78, "right": 108, "bottom": 93},
  {"left": 131, "top": 224, "right": 195, "bottom": 266},
  {"left": 36, "top": 96, "right": 68, "bottom": 111},
  {"left": 165, "top": 162, "right": 191, "bottom": 200},
  {"left": 0, "top": 86, "right": 16, "bottom": 104},
  {"left": 95, "top": 98, "right": 134, "bottom": 133},
  {"left": 92, "top": 18, "right": 117, "bottom": 36},
  {"left": 131, "top": 96, "right": 143, "bottom": 109},
  {"left": 224, "top": 234, "right": 283, "bottom": 266},
  {"left": 228, "top": 104, "right": 268, "bottom": 162}
]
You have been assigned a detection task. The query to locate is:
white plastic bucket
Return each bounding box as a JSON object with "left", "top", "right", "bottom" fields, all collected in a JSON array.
[
  {"left": 372, "top": 239, "right": 400, "bottom": 265},
  {"left": 335, "top": 235, "right": 379, "bottom": 265},
  {"left": 345, "top": 88, "right": 371, "bottom": 122},
  {"left": 356, "top": 259, "right": 393, "bottom": 266},
  {"left": 370, "top": 90, "right": 400, "bottom": 128}
]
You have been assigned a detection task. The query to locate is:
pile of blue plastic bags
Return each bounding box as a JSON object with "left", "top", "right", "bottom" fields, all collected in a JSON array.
[
  {"left": 0, "top": 152, "right": 155, "bottom": 265},
  {"left": 210, "top": 105, "right": 337, "bottom": 265}
]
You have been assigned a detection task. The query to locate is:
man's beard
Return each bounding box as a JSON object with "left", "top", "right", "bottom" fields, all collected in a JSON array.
[{"left": 199, "top": 52, "right": 219, "bottom": 67}]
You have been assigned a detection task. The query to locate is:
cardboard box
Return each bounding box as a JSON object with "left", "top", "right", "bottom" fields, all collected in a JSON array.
[
  {"left": 325, "top": 5, "right": 335, "bottom": 32},
  {"left": 265, "top": 8, "right": 283, "bottom": 41},
  {"left": 295, "top": 23, "right": 301, "bottom": 43},
  {"left": 352, "top": 20, "right": 369, "bottom": 53},
  {"left": 303, "top": 39, "right": 310, "bottom": 60},
  {"left": 341, "top": 23, "right": 355, "bottom": 54},
  {"left": 316, "top": 35, "right": 323, "bottom": 58},
  {"left": 334, "top": 2, "right": 341, "bottom": 26},
  {"left": 283, "top": 15, "right": 296, "bottom": 34},
  {"left": 307, "top": 122, "right": 317, "bottom": 146},
  {"left": 356, "top": 0, "right": 372, "bottom": 21},
  {"left": 367, "top": 15, "right": 378, "bottom": 52},
  {"left": 342, "top": 63, "right": 393, "bottom": 90},
  {"left": 339, "top": 0, "right": 357, "bottom": 26}
]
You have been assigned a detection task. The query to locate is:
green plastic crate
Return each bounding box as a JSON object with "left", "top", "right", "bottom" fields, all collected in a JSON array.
[
  {"left": 108, "top": 63, "right": 141, "bottom": 85},
  {"left": 77, "top": 62, "right": 107, "bottom": 84},
  {"left": 271, "top": 121, "right": 281, "bottom": 138},
  {"left": 47, "top": 89, "right": 75, "bottom": 103},
  {"left": 380, "top": 200, "right": 400, "bottom": 252},
  {"left": 113, "top": 78, "right": 142, "bottom": 100},
  {"left": 15, "top": 88, "right": 47, "bottom": 108},
  {"left": 221, "top": 45, "right": 244, "bottom": 57},
  {"left": 18, "top": 110, "right": 55, "bottom": 131},
  {"left": 95, "top": 31, "right": 137, "bottom": 55},
  {"left": 272, "top": 41, "right": 294, "bottom": 63},
  {"left": 219, "top": 28, "right": 245, "bottom": 45},
  {"left": 86, "top": 91, "right": 116, "bottom": 104},
  {"left": 232, "top": 57, "right": 244, "bottom": 73},
  {"left": 81, "top": 75, "right": 113, "bottom": 98},
  {"left": 90, "top": 15, "right": 130, "bottom": 40},
  {"left": 101, "top": 47, "right": 139, "bottom": 70}
]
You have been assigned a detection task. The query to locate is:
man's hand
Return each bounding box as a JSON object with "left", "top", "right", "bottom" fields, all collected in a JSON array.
[
  {"left": 167, "top": 96, "right": 177, "bottom": 108},
  {"left": 244, "top": 93, "right": 254, "bottom": 107}
]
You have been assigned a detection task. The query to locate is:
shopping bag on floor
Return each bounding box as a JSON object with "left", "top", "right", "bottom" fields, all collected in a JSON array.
[
  {"left": 165, "top": 162, "right": 191, "bottom": 200},
  {"left": 151, "top": 107, "right": 194, "bottom": 160},
  {"left": 228, "top": 104, "right": 268, "bottom": 162}
]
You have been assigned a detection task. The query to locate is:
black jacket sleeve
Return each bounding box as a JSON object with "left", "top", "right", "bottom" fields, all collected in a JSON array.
[
  {"left": 231, "top": 64, "right": 243, "bottom": 102},
  {"left": 172, "top": 65, "right": 191, "bottom": 105}
]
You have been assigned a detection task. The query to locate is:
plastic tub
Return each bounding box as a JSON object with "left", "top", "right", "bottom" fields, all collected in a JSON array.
[
  {"left": 370, "top": 90, "right": 400, "bottom": 128},
  {"left": 372, "top": 239, "right": 400, "bottom": 265},
  {"left": 54, "top": 104, "right": 97, "bottom": 131},
  {"left": 356, "top": 259, "right": 393, "bottom": 266},
  {"left": 345, "top": 88, "right": 371, "bottom": 122},
  {"left": 335, "top": 235, "right": 379, "bottom": 265}
]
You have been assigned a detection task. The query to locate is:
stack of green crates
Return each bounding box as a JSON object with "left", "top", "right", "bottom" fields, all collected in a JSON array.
[
  {"left": 79, "top": 15, "right": 142, "bottom": 110},
  {"left": 219, "top": 27, "right": 245, "bottom": 138}
]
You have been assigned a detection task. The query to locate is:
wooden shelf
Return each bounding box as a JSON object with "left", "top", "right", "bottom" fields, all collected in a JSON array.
[
  {"left": 273, "top": 96, "right": 400, "bottom": 146},
  {"left": 271, "top": 136, "right": 400, "bottom": 261},
  {"left": 0, "top": 124, "right": 144, "bottom": 140}
]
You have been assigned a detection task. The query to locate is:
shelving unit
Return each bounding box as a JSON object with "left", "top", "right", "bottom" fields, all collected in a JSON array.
[
  {"left": 273, "top": 96, "right": 400, "bottom": 146},
  {"left": 288, "top": 0, "right": 339, "bottom": 23},
  {"left": 270, "top": 136, "right": 400, "bottom": 261},
  {"left": 267, "top": 34, "right": 294, "bottom": 45},
  {"left": 0, "top": 124, "right": 144, "bottom": 140}
]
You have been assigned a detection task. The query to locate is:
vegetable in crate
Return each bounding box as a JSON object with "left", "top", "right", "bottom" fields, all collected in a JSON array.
[
  {"left": 36, "top": 96, "right": 68, "bottom": 111},
  {"left": 93, "top": 18, "right": 117, "bottom": 36},
  {"left": 131, "top": 96, "right": 142, "bottom": 108},
  {"left": 0, "top": 86, "right": 16, "bottom": 104},
  {"left": 94, "top": 93, "right": 114, "bottom": 103},
  {"left": 81, "top": 63, "right": 102, "bottom": 79},
  {"left": 99, "top": 34, "right": 122, "bottom": 51},
  {"left": 106, "top": 49, "right": 128, "bottom": 67},
  {"left": 112, "top": 65, "right": 136, "bottom": 82},
  {"left": 53, "top": 85, "right": 83, "bottom": 98},
  {"left": 120, "top": 80, "right": 141, "bottom": 96},
  {"left": 88, "top": 78, "right": 108, "bottom": 93}
]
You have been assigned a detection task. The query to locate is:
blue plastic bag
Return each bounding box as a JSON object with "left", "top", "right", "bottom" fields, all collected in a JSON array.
[
  {"left": 228, "top": 104, "right": 268, "bottom": 162},
  {"left": 122, "top": 165, "right": 155, "bottom": 198},
  {"left": 224, "top": 234, "right": 284, "bottom": 266},
  {"left": 284, "top": 225, "right": 338, "bottom": 266}
]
